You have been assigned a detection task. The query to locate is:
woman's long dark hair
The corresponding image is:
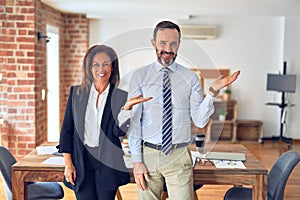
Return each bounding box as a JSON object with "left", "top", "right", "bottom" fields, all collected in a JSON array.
[{"left": 79, "top": 45, "right": 120, "bottom": 93}]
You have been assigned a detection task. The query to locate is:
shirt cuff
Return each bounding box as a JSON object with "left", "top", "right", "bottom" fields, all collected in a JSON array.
[
  {"left": 206, "top": 92, "right": 216, "bottom": 104},
  {"left": 131, "top": 153, "right": 143, "bottom": 163}
]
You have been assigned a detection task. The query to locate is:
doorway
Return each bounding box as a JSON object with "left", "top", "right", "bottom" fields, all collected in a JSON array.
[{"left": 46, "top": 25, "right": 60, "bottom": 142}]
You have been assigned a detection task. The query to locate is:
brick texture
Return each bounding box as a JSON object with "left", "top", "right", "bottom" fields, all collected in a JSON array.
[{"left": 0, "top": 0, "right": 88, "bottom": 159}]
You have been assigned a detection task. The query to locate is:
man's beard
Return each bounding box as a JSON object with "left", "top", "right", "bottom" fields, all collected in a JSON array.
[{"left": 157, "top": 50, "right": 177, "bottom": 66}]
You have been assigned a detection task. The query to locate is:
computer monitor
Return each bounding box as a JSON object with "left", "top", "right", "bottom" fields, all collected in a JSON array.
[{"left": 266, "top": 74, "right": 297, "bottom": 93}]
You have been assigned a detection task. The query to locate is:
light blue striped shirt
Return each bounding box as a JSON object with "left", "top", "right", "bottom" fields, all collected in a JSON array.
[{"left": 127, "top": 62, "right": 215, "bottom": 162}]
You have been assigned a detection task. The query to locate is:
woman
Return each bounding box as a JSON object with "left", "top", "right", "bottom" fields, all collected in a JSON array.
[{"left": 58, "top": 45, "right": 151, "bottom": 200}]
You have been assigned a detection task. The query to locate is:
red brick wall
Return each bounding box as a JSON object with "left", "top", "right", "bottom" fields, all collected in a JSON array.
[
  {"left": 0, "top": 0, "right": 88, "bottom": 159},
  {"left": 0, "top": 0, "right": 37, "bottom": 157},
  {"left": 34, "top": 0, "right": 47, "bottom": 146},
  {"left": 0, "top": 1, "right": 8, "bottom": 148}
]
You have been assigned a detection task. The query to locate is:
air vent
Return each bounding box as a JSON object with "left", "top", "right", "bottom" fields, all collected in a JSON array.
[{"left": 181, "top": 25, "right": 217, "bottom": 40}]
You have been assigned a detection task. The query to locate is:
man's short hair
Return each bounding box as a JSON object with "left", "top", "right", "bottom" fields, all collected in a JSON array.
[{"left": 153, "top": 21, "right": 181, "bottom": 41}]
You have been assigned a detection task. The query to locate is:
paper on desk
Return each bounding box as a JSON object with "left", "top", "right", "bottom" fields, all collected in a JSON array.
[
  {"left": 41, "top": 157, "right": 65, "bottom": 165},
  {"left": 210, "top": 160, "right": 246, "bottom": 169},
  {"left": 36, "top": 146, "right": 57, "bottom": 155},
  {"left": 122, "top": 147, "right": 131, "bottom": 156},
  {"left": 190, "top": 151, "right": 206, "bottom": 167},
  {"left": 190, "top": 151, "right": 207, "bottom": 159},
  {"left": 123, "top": 156, "right": 133, "bottom": 168}
]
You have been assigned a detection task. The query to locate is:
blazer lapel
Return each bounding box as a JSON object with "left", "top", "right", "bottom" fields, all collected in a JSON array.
[{"left": 100, "top": 85, "right": 114, "bottom": 137}]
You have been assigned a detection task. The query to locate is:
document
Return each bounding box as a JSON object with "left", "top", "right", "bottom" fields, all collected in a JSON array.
[
  {"left": 190, "top": 151, "right": 246, "bottom": 168},
  {"left": 123, "top": 156, "right": 133, "bottom": 168},
  {"left": 122, "top": 146, "right": 131, "bottom": 156},
  {"left": 191, "top": 151, "right": 207, "bottom": 167},
  {"left": 41, "top": 157, "right": 65, "bottom": 165},
  {"left": 36, "top": 146, "right": 57, "bottom": 155},
  {"left": 190, "top": 151, "right": 207, "bottom": 159},
  {"left": 210, "top": 160, "right": 246, "bottom": 169}
]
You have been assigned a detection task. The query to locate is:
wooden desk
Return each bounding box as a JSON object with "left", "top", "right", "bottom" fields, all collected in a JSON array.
[
  {"left": 12, "top": 149, "right": 64, "bottom": 200},
  {"left": 193, "top": 144, "right": 268, "bottom": 200},
  {"left": 12, "top": 144, "right": 267, "bottom": 200}
]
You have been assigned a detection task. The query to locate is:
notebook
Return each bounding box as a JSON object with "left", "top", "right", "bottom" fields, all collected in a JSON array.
[{"left": 206, "top": 152, "right": 246, "bottom": 161}]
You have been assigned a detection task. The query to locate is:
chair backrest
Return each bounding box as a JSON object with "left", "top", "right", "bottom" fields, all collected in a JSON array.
[
  {"left": 0, "top": 146, "right": 17, "bottom": 200},
  {"left": 268, "top": 150, "right": 300, "bottom": 200}
]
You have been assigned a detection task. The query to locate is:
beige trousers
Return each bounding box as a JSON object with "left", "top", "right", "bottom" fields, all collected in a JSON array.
[{"left": 138, "top": 146, "right": 194, "bottom": 200}]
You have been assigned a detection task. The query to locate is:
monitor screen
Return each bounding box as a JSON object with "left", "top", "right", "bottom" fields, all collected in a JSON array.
[{"left": 266, "top": 74, "right": 297, "bottom": 93}]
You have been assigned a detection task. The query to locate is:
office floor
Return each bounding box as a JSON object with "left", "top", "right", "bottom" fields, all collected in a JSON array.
[{"left": 1, "top": 140, "right": 300, "bottom": 200}]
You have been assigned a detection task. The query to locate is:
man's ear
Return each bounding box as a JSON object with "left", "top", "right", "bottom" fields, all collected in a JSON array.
[{"left": 151, "top": 39, "right": 156, "bottom": 48}]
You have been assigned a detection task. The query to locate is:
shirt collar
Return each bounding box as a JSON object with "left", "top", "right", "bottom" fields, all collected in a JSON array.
[
  {"left": 91, "top": 82, "right": 110, "bottom": 96},
  {"left": 154, "top": 61, "right": 177, "bottom": 73}
]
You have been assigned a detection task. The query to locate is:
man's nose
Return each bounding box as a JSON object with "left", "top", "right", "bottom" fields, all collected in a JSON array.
[{"left": 165, "top": 44, "right": 172, "bottom": 52}]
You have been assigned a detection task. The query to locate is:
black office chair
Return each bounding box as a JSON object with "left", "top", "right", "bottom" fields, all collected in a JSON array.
[
  {"left": 0, "top": 146, "right": 64, "bottom": 200},
  {"left": 224, "top": 150, "right": 300, "bottom": 200}
]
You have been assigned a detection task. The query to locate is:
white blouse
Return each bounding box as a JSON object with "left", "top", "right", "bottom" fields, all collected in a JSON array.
[{"left": 84, "top": 83, "right": 110, "bottom": 147}]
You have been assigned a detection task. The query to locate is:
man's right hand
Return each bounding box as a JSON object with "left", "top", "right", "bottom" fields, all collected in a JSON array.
[
  {"left": 133, "top": 162, "right": 151, "bottom": 191},
  {"left": 123, "top": 94, "right": 153, "bottom": 110}
]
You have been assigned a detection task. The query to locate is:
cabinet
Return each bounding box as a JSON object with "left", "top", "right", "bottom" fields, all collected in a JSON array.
[
  {"left": 206, "top": 100, "right": 237, "bottom": 142},
  {"left": 236, "top": 120, "right": 263, "bottom": 143}
]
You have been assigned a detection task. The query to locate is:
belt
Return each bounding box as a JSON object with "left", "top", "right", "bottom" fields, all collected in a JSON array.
[{"left": 143, "top": 141, "right": 188, "bottom": 150}]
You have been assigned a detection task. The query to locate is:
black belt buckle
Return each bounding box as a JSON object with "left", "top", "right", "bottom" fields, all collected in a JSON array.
[
  {"left": 172, "top": 144, "right": 177, "bottom": 149},
  {"left": 154, "top": 144, "right": 162, "bottom": 150}
]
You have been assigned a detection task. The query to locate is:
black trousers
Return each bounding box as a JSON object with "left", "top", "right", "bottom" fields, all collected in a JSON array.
[{"left": 75, "top": 146, "right": 117, "bottom": 200}]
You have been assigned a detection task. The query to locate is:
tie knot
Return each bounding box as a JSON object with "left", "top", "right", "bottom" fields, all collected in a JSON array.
[{"left": 162, "top": 68, "right": 169, "bottom": 75}]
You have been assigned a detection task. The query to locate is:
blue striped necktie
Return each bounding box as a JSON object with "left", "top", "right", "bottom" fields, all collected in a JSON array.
[{"left": 161, "top": 68, "right": 172, "bottom": 155}]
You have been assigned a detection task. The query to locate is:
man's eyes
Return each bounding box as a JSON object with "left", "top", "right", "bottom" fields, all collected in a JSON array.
[{"left": 159, "top": 42, "right": 177, "bottom": 47}]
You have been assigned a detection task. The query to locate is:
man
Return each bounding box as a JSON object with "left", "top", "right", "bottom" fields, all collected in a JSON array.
[{"left": 127, "top": 20, "right": 240, "bottom": 199}]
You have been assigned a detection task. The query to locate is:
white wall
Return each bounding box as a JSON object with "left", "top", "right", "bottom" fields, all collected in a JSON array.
[
  {"left": 283, "top": 16, "right": 300, "bottom": 139},
  {"left": 89, "top": 16, "right": 300, "bottom": 139},
  {"left": 190, "top": 17, "right": 285, "bottom": 138}
]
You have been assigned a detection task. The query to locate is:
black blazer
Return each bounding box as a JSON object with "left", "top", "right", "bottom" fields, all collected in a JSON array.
[{"left": 58, "top": 85, "right": 130, "bottom": 192}]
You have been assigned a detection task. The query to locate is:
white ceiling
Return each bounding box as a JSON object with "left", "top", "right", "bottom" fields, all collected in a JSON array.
[{"left": 42, "top": 0, "right": 300, "bottom": 19}]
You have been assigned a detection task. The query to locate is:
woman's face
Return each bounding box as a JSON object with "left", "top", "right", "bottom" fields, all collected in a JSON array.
[{"left": 91, "top": 52, "right": 112, "bottom": 86}]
